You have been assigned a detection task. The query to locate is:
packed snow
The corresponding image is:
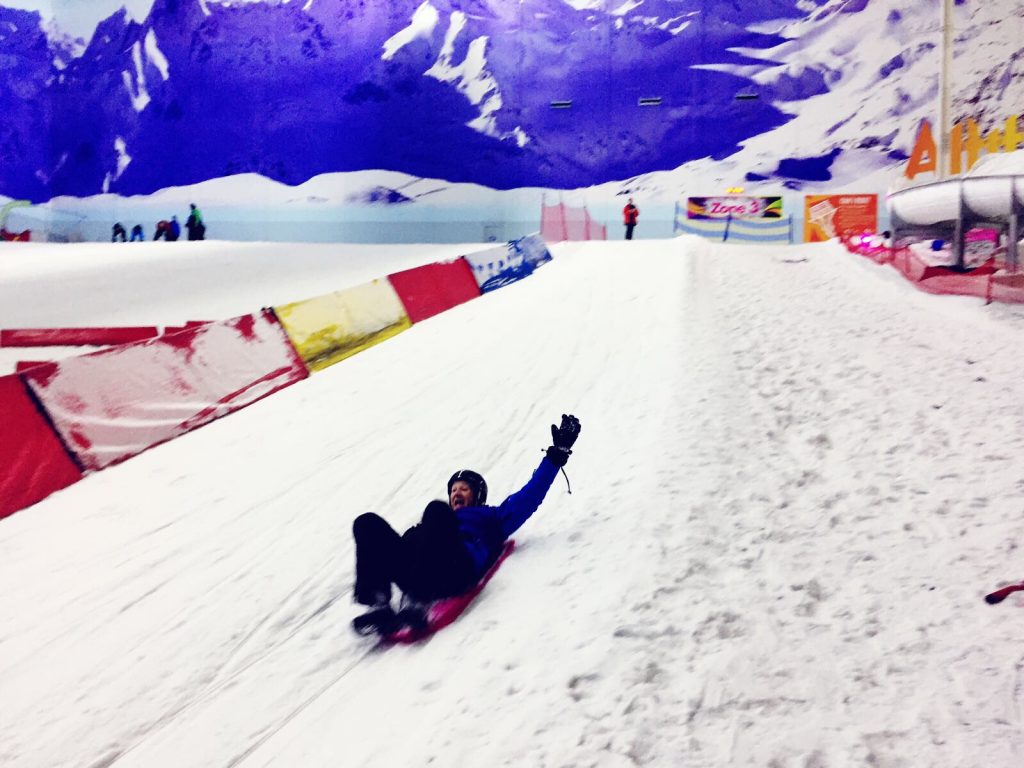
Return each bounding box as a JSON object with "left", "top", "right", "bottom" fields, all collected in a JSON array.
[{"left": 3, "top": 236, "right": 1024, "bottom": 767}]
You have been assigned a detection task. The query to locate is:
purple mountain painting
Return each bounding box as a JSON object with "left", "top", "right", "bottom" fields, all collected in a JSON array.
[{"left": 0, "top": 0, "right": 840, "bottom": 202}]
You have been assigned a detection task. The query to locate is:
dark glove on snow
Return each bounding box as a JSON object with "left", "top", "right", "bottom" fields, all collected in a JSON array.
[{"left": 546, "top": 414, "right": 581, "bottom": 467}]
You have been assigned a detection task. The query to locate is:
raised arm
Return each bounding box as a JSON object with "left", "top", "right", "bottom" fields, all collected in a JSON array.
[{"left": 494, "top": 414, "right": 581, "bottom": 538}]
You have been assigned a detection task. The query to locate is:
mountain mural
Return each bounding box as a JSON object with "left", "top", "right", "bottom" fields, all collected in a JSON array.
[
  {"left": 2, "top": 0, "right": 1021, "bottom": 207},
  {"left": 1, "top": 0, "right": 835, "bottom": 202}
]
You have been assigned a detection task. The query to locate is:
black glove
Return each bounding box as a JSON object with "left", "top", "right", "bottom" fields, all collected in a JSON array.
[{"left": 546, "top": 414, "right": 581, "bottom": 467}]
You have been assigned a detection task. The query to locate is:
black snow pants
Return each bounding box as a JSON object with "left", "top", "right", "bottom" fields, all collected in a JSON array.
[{"left": 353, "top": 501, "right": 478, "bottom": 605}]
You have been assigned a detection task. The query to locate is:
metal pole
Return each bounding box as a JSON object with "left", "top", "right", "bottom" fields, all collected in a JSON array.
[
  {"left": 1010, "top": 181, "right": 1021, "bottom": 272},
  {"left": 955, "top": 180, "right": 966, "bottom": 270},
  {"left": 939, "top": 0, "right": 954, "bottom": 179},
  {"left": 559, "top": 193, "right": 568, "bottom": 242}
]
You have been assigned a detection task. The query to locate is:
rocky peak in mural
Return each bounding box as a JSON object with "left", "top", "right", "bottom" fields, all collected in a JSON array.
[
  {"left": 0, "top": 0, "right": 966, "bottom": 202},
  {"left": 0, "top": 5, "right": 55, "bottom": 200}
]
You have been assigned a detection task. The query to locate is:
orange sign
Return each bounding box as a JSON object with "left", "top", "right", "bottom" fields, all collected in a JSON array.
[
  {"left": 804, "top": 195, "right": 878, "bottom": 242},
  {"left": 906, "top": 115, "right": 1024, "bottom": 179}
]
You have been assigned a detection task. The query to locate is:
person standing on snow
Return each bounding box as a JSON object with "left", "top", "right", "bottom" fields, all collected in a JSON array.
[
  {"left": 169, "top": 216, "right": 181, "bottom": 241},
  {"left": 622, "top": 198, "right": 639, "bottom": 240},
  {"left": 112, "top": 222, "right": 127, "bottom": 242},
  {"left": 185, "top": 203, "right": 205, "bottom": 240},
  {"left": 351, "top": 413, "right": 582, "bottom": 635}
]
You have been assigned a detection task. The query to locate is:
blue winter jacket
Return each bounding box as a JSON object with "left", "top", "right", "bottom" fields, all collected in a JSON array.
[{"left": 454, "top": 456, "right": 560, "bottom": 577}]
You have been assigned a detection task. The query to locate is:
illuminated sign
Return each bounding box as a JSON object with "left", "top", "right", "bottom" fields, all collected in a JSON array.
[
  {"left": 906, "top": 115, "right": 1024, "bottom": 179},
  {"left": 687, "top": 196, "right": 782, "bottom": 220}
]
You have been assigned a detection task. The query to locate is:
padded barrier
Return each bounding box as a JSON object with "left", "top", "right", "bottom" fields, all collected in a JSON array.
[
  {"left": 1, "top": 327, "right": 160, "bottom": 347},
  {"left": 162, "top": 321, "right": 211, "bottom": 335},
  {"left": 517, "top": 233, "right": 554, "bottom": 269},
  {"left": 22, "top": 309, "right": 308, "bottom": 471},
  {"left": 0, "top": 228, "right": 30, "bottom": 241},
  {"left": 465, "top": 233, "right": 553, "bottom": 294},
  {"left": 674, "top": 216, "right": 729, "bottom": 239},
  {"left": 726, "top": 217, "right": 793, "bottom": 244},
  {"left": 387, "top": 258, "right": 481, "bottom": 324},
  {"left": 1, "top": 243, "right": 549, "bottom": 519},
  {"left": 674, "top": 209, "right": 793, "bottom": 243},
  {"left": 0, "top": 373, "right": 83, "bottom": 519},
  {"left": 15, "top": 361, "right": 50, "bottom": 374},
  {"left": 275, "top": 278, "right": 412, "bottom": 372},
  {"left": 464, "top": 244, "right": 510, "bottom": 291}
]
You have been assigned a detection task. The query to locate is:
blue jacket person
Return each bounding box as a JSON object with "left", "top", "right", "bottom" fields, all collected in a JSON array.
[{"left": 352, "top": 414, "right": 581, "bottom": 634}]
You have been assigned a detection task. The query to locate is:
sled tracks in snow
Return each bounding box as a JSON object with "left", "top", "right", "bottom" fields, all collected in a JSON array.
[
  {"left": 102, "top": 590, "right": 384, "bottom": 768},
  {"left": 223, "top": 641, "right": 386, "bottom": 767}
]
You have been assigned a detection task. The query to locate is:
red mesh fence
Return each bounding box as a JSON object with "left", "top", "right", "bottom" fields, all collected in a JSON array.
[
  {"left": 585, "top": 208, "right": 607, "bottom": 240},
  {"left": 540, "top": 204, "right": 567, "bottom": 241},
  {"left": 843, "top": 236, "right": 1024, "bottom": 304},
  {"left": 540, "top": 202, "right": 607, "bottom": 242}
]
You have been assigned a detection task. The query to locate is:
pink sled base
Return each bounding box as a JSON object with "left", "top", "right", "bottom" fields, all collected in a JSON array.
[{"left": 386, "top": 539, "right": 516, "bottom": 644}]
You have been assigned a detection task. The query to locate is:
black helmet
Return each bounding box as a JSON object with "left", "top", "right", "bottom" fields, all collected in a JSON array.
[{"left": 447, "top": 469, "right": 487, "bottom": 506}]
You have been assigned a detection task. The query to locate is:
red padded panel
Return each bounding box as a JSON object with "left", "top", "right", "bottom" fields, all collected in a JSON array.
[
  {"left": 387, "top": 258, "right": 481, "bottom": 324},
  {"left": 0, "top": 374, "right": 83, "bottom": 519},
  {"left": 1, "top": 327, "right": 160, "bottom": 347}
]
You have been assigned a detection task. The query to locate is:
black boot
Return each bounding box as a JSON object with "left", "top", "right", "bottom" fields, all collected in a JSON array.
[
  {"left": 352, "top": 604, "right": 399, "bottom": 636},
  {"left": 395, "top": 595, "right": 429, "bottom": 633}
]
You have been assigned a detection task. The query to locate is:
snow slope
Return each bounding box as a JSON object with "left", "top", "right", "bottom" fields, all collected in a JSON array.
[{"left": 3, "top": 237, "right": 1024, "bottom": 767}]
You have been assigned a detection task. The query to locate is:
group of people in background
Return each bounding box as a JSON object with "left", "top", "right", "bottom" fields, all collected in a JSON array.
[
  {"left": 115, "top": 198, "right": 633, "bottom": 241},
  {"left": 112, "top": 204, "right": 205, "bottom": 243}
]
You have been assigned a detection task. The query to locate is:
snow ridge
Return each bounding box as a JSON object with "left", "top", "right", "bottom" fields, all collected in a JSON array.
[
  {"left": 144, "top": 29, "right": 170, "bottom": 81},
  {"left": 424, "top": 12, "right": 529, "bottom": 146},
  {"left": 381, "top": 1, "right": 440, "bottom": 61}
]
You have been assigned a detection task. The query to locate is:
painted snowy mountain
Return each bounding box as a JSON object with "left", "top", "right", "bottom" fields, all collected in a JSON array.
[
  {"left": 2, "top": 0, "right": 1020, "bottom": 205},
  {"left": 2, "top": 0, "right": 829, "bottom": 202},
  {"left": 612, "top": 0, "right": 1024, "bottom": 199}
]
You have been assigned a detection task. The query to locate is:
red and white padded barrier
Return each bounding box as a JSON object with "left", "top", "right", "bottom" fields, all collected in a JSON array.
[
  {"left": 0, "top": 373, "right": 83, "bottom": 519},
  {"left": 0, "top": 327, "right": 160, "bottom": 347},
  {"left": 22, "top": 309, "right": 308, "bottom": 471}
]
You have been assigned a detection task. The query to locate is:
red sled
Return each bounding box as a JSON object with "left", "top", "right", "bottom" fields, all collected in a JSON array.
[
  {"left": 985, "top": 582, "right": 1024, "bottom": 604},
  {"left": 386, "top": 539, "right": 516, "bottom": 644}
]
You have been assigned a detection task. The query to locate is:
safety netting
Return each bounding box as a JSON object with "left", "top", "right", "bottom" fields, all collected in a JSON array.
[
  {"left": 844, "top": 235, "right": 1024, "bottom": 304},
  {"left": 540, "top": 202, "right": 607, "bottom": 242}
]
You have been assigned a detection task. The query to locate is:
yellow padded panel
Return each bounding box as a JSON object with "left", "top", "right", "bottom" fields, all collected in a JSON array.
[{"left": 276, "top": 279, "right": 411, "bottom": 372}]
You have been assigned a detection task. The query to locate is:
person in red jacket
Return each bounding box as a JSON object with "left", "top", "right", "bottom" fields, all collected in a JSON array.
[{"left": 623, "top": 198, "right": 639, "bottom": 240}]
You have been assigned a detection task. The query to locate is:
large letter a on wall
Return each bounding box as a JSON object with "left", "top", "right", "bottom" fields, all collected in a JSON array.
[{"left": 905, "top": 119, "right": 938, "bottom": 179}]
